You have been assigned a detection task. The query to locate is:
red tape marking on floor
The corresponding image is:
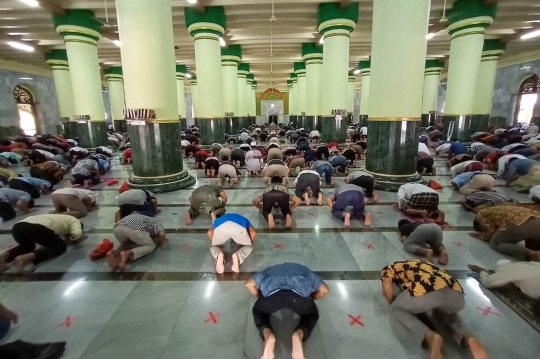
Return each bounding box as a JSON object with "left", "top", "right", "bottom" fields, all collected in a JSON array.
[
  {"left": 182, "top": 244, "right": 192, "bottom": 250},
  {"left": 377, "top": 212, "right": 384, "bottom": 215},
  {"left": 308, "top": 212, "right": 315, "bottom": 216},
  {"left": 274, "top": 244, "right": 282, "bottom": 249},
  {"left": 452, "top": 242, "right": 466, "bottom": 247},
  {"left": 476, "top": 306, "right": 500, "bottom": 317},
  {"left": 57, "top": 316, "right": 76, "bottom": 328},
  {"left": 365, "top": 244, "right": 374, "bottom": 249},
  {"left": 204, "top": 312, "right": 220, "bottom": 324},
  {"left": 348, "top": 314, "right": 364, "bottom": 326}
]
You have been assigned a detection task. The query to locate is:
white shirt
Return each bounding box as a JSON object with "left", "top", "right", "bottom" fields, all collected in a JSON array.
[
  {"left": 97, "top": 146, "right": 113, "bottom": 155},
  {"left": 310, "top": 130, "right": 320, "bottom": 137},
  {"left": 497, "top": 154, "right": 526, "bottom": 178},
  {"left": 435, "top": 143, "right": 451, "bottom": 154},
  {"left": 293, "top": 170, "right": 320, "bottom": 185},
  {"left": 450, "top": 160, "right": 482, "bottom": 178},
  {"left": 239, "top": 132, "right": 249, "bottom": 140},
  {"left": 470, "top": 142, "right": 485, "bottom": 152},
  {"left": 36, "top": 150, "right": 55, "bottom": 160},
  {"left": 480, "top": 262, "right": 540, "bottom": 299},
  {"left": 53, "top": 187, "right": 97, "bottom": 203},
  {"left": 397, "top": 183, "right": 436, "bottom": 209},
  {"left": 530, "top": 185, "right": 540, "bottom": 199},
  {"left": 528, "top": 125, "right": 539, "bottom": 135},
  {"left": 494, "top": 128, "right": 507, "bottom": 135},
  {"left": 360, "top": 126, "right": 368, "bottom": 135},
  {"left": 524, "top": 135, "right": 540, "bottom": 145},
  {"left": 70, "top": 146, "right": 88, "bottom": 154},
  {"left": 501, "top": 143, "right": 524, "bottom": 152},
  {"left": 418, "top": 142, "right": 431, "bottom": 156},
  {"left": 181, "top": 140, "right": 190, "bottom": 147}
]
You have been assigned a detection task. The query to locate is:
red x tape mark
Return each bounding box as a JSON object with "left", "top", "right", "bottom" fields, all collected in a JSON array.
[
  {"left": 204, "top": 312, "right": 220, "bottom": 324},
  {"left": 308, "top": 212, "right": 314, "bottom": 216},
  {"left": 57, "top": 316, "right": 76, "bottom": 328},
  {"left": 348, "top": 314, "right": 364, "bottom": 326},
  {"left": 476, "top": 307, "right": 500, "bottom": 317},
  {"left": 377, "top": 212, "right": 384, "bottom": 215},
  {"left": 274, "top": 244, "right": 282, "bottom": 249},
  {"left": 182, "top": 244, "right": 192, "bottom": 250},
  {"left": 453, "top": 242, "right": 466, "bottom": 247},
  {"left": 365, "top": 244, "right": 374, "bottom": 250}
]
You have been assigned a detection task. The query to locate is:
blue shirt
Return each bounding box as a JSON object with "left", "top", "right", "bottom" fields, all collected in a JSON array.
[
  {"left": 453, "top": 171, "right": 483, "bottom": 187},
  {"left": 508, "top": 159, "right": 537, "bottom": 176},
  {"left": 449, "top": 142, "right": 467, "bottom": 155},
  {"left": 252, "top": 263, "right": 324, "bottom": 298},
  {"left": 18, "top": 176, "right": 51, "bottom": 189},
  {"left": 213, "top": 213, "right": 252, "bottom": 229}
]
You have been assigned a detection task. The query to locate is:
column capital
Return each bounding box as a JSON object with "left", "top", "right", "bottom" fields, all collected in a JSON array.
[
  {"left": 290, "top": 72, "right": 298, "bottom": 84},
  {"left": 185, "top": 6, "right": 226, "bottom": 37},
  {"left": 287, "top": 80, "right": 293, "bottom": 88},
  {"left": 317, "top": 2, "right": 359, "bottom": 35},
  {"left": 294, "top": 62, "right": 306, "bottom": 77},
  {"left": 359, "top": 60, "right": 371, "bottom": 76},
  {"left": 45, "top": 49, "right": 69, "bottom": 69},
  {"left": 246, "top": 73, "right": 254, "bottom": 85},
  {"left": 348, "top": 75, "right": 356, "bottom": 82},
  {"left": 445, "top": 0, "right": 497, "bottom": 36},
  {"left": 221, "top": 44, "right": 242, "bottom": 63},
  {"left": 481, "top": 39, "right": 506, "bottom": 60},
  {"left": 176, "top": 64, "right": 187, "bottom": 75},
  {"left": 238, "top": 63, "right": 250, "bottom": 76},
  {"left": 104, "top": 66, "right": 123, "bottom": 81},
  {"left": 302, "top": 42, "right": 323, "bottom": 63},
  {"left": 52, "top": 9, "right": 102, "bottom": 42},
  {"left": 252, "top": 80, "right": 257, "bottom": 89},
  {"left": 425, "top": 59, "right": 445, "bottom": 74},
  {"left": 189, "top": 76, "right": 197, "bottom": 85}
]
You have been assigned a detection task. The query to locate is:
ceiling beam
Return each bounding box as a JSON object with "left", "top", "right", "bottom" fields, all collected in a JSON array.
[
  {"left": 36, "top": 0, "right": 65, "bottom": 15},
  {"left": 194, "top": 0, "right": 205, "bottom": 13},
  {"left": 502, "top": 25, "right": 540, "bottom": 42},
  {"left": 340, "top": 0, "right": 352, "bottom": 10},
  {"left": 0, "top": 33, "right": 51, "bottom": 53}
]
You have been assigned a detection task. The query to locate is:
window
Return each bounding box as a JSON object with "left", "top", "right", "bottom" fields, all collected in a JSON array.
[{"left": 514, "top": 74, "right": 539, "bottom": 126}]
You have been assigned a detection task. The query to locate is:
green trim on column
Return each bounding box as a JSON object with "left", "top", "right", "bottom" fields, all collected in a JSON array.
[
  {"left": 302, "top": 42, "right": 323, "bottom": 58},
  {"left": 189, "top": 76, "right": 197, "bottom": 85},
  {"left": 359, "top": 60, "right": 370, "bottom": 70},
  {"left": 176, "top": 64, "right": 187, "bottom": 74},
  {"left": 238, "top": 63, "right": 250, "bottom": 74},
  {"left": 290, "top": 73, "right": 297, "bottom": 80},
  {"left": 184, "top": 6, "right": 226, "bottom": 29},
  {"left": 425, "top": 59, "right": 445, "bottom": 70},
  {"left": 44, "top": 49, "right": 68, "bottom": 62},
  {"left": 317, "top": 2, "right": 359, "bottom": 27},
  {"left": 483, "top": 39, "right": 506, "bottom": 52},
  {"left": 247, "top": 74, "right": 254, "bottom": 81},
  {"left": 445, "top": 0, "right": 497, "bottom": 27},
  {"left": 294, "top": 61, "right": 306, "bottom": 72},
  {"left": 221, "top": 44, "right": 242, "bottom": 59},
  {"left": 103, "top": 66, "right": 123, "bottom": 76},
  {"left": 52, "top": 9, "right": 103, "bottom": 35},
  {"left": 348, "top": 75, "right": 356, "bottom": 82}
]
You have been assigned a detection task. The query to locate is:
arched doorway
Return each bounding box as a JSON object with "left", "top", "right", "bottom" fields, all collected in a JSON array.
[
  {"left": 513, "top": 74, "right": 539, "bottom": 126},
  {"left": 260, "top": 88, "right": 284, "bottom": 124},
  {"left": 13, "top": 84, "right": 38, "bottom": 135}
]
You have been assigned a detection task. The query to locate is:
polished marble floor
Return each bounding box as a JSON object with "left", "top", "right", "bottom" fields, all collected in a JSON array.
[{"left": 0, "top": 151, "right": 539, "bottom": 359}]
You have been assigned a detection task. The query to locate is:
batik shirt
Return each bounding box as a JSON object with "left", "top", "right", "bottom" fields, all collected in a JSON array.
[{"left": 475, "top": 206, "right": 540, "bottom": 240}]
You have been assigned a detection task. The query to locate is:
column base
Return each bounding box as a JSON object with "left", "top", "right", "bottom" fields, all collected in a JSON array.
[
  {"left": 289, "top": 115, "right": 298, "bottom": 127},
  {"left": 304, "top": 116, "right": 322, "bottom": 132},
  {"left": 488, "top": 116, "right": 506, "bottom": 129},
  {"left": 78, "top": 121, "right": 108, "bottom": 148},
  {"left": 441, "top": 115, "right": 487, "bottom": 142},
  {"left": 321, "top": 116, "right": 348, "bottom": 143},
  {"left": 359, "top": 115, "right": 368, "bottom": 127},
  {"left": 179, "top": 118, "right": 187, "bottom": 131},
  {"left": 127, "top": 121, "right": 195, "bottom": 193},
  {"left": 236, "top": 116, "right": 249, "bottom": 133},
  {"left": 63, "top": 121, "right": 79, "bottom": 140},
  {"left": 197, "top": 117, "right": 226, "bottom": 145},
  {"left": 367, "top": 171, "right": 425, "bottom": 192},
  {"left": 114, "top": 119, "right": 127, "bottom": 133}
]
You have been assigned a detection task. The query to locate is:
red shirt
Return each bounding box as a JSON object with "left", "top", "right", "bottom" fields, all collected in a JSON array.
[
  {"left": 195, "top": 150, "right": 210, "bottom": 159},
  {"left": 123, "top": 148, "right": 132, "bottom": 159},
  {"left": 327, "top": 142, "right": 340, "bottom": 151}
]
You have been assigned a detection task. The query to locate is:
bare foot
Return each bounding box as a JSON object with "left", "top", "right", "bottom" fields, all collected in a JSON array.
[
  {"left": 268, "top": 214, "right": 275, "bottom": 229},
  {"left": 436, "top": 211, "right": 445, "bottom": 225},
  {"left": 185, "top": 212, "right": 192, "bottom": 225},
  {"left": 285, "top": 214, "right": 293, "bottom": 229},
  {"left": 426, "top": 249, "right": 434, "bottom": 263},
  {"left": 364, "top": 212, "right": 372, "bottom": 226},
  {"left": 343, "top": 212, "right": 351, "bottom": 227},
  {"left": 467, "top": 335, "right": 490, "bottom": 359},
  {"left": 106, "top": 250, "right": 119, "bottom": 268},
  {"left": 425, "top": 330, "right": 443, "bottom": 359},
  {"left": 13, "top": 255, "right": 31, "bottom": 274},
  {"left": 317, "top": 197, "right": 323, "bottom": 206},
  {"left": 421, "top": 210, "right": 429, "bottom": 222},
  {"left": 231, "top": 252, "right": 240, "bottom": 273},
  {"left": 261, "top": 328, "right": 276, "bottom": 359},
  {"left": 330, "top": 177, "right": 335, "bottom": 186},
  {"left": 304, "top": 196, "right": 311, "bottom": 206},
  {"left": 0, "top": 252, "right": 9, "bottom": 272},
  {"left": 117, "top": 250, "right": 131, "bottom": 270},
  {"left": 216, "top": 252, "right": 225, "bottom": 274},
  {"left": 438, "top": 250, "right": 449, "bottom": 265},
  {"left": 83, "top": 180, "right": 91, "bottom": 189},
  {"left": 67, "top": 180, "right": 74, "bottom": 188},
  {"left": 291, "top": 329, "right": 305, "bottom": 359},
  {"left": 217, "top": 179, "right": 222, "bottom": 187}
]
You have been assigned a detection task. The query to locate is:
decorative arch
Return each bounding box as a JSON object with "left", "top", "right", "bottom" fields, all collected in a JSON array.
[
  {"left": 13, "top": 84, "right": 41, "bottom": 135},
  {"left": 13, "top": 84, "right": 35, "bottom": 104},
  {"left": 513, "top": 73, "right": 539, "bottom": 125},
  {"left": 260, "top": 88, "right": 284, "bottom": 100}
]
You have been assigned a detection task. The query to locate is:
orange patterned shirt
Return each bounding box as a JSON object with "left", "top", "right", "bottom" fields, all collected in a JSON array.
[{"left": 475, "top": 206, "right": 540, "bottom": 240}]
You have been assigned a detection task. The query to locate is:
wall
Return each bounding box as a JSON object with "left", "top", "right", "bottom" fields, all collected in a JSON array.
[{"left": 0, "top": 68, "right": 59, "bottom": 134}]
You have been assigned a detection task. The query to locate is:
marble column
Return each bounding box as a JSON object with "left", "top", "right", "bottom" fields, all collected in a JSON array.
[
  {"left": 246, "top": 74, "right": 255, "bottom": 125},
  {"left": 318, "top": 2, "right": 359, "bottom": 143},
  {"left": 251, "top": 81, "right": 257, "bottom": 119},
  {"left": 294, "top": 61, "right": 306, "bottom": 128},
  {"left": 348, "top": 74, "right": 356, "bottom": 113},
  {"left": 221, "top": 45, "right": 241, "bottom": 135},
  {"left": 104, "top": 66, "right": 126, "bottom": 132},
  {"left": 176, "top": 65, "right": 187, "bottom": 130},
  {"left": 44, "top": 49, "right": 76, "bottom": 138},
  {"left": 303, "top": 42, "right": 323, "bottom": 131},
  {"left": 364, "top": 0, "right": 430, "bottom": 191},
  {"left": 116, "top": 0, "right": 194, "bottom": 192},
  {"left": 473, "top": 40, "right": 506, "bottom": 127},
  {"left": 52, "top": 9, "right": 107, "bottom": 147},
  {"left": 185, "top": 6, "right": 226, "bottom": 144},
  {"left": 359, "top": 60, "right": 370, "bottom": 127},
  {"left": 190, "top": 77, "right": 198, "bottom": 126},
  {"left": 237, "top": 63, "right": 249, "bottom": 130},
  {"left": 289, "top": 73, "right": 298, "bottom": 127},
  {"left": 421, "top": 59, "right": 444, "bottom": 127},
  {"left": 442, "top": 0, "right": 498, "bottom": 141},
  {"left": 287, "top": 80, "right": 295, "bottom": 125}
]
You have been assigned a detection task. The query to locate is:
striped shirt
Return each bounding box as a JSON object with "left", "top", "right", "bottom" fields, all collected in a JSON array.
[
  {"left": 115, "top": 214, "right": 164, "bottom": 237},
  {"left": 71, "top": 159, "right": 98, "bottom": 176},
  {"left": 465, "top": 192, "right": 514, "bottom": 208}
]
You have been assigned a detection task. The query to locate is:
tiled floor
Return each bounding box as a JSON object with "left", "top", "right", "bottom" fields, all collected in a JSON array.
[{"left": 0, "top": 149, "right": 538, "bottom": 359}]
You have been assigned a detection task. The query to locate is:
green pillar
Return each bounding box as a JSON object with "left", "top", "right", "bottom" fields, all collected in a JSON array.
[
  {"left": 52, "top": 9, "right": 108, "bottom": 147},
  {"left": 359, "top": 60, "right": 370, "bottom": 127},
  {"left": 246, "top": 73, "right": 255, "bottom": 124},
  {"left": 318, "top": 2, "right": 359, "bottom": 143},
  {"left": 287, "top": 80, "right": 296, "bottom": 125},
  {"left": 221, "top": 45, "right": 241, "bottom": 134},
  {"left": 44, "top": 50, "right": 76, "bottom": 137},
  {"left": 116, "top": 0, "right": 194, "bottom": 192},
  {"left": 290, "top": 73, "right": 298, "bottom": 126},
  {"left": 303, "top": 42, "right": 323, "bottom": 131},
  {"left": 442, "top": 0, "right": 498, "bottom": 141},
  {"left": 185, "top": 6, "right": 226, "bottom": 144},
  {"left": 421, "top": 59, "right": 444, "bottom": 127},
  {"left": 104, "top": 67, "right": 126, "bottom": 132},
  {"left": 237, "top": 63, "right": 249, "bottom": 130},
  {"left": 364, "top": 0, "right": 430, "bottom": 191},
  {"left": 190, "top": 77, "right": 198, "bottom": 122},
  {"left": 294, "top": 61, "right": 306, "bottom": 127},
  {"left": 473, "top": 40, "right": 506, "bottom": 127},
  {"left": 176, "top": 65, "right": 187, "bottom": 130}
]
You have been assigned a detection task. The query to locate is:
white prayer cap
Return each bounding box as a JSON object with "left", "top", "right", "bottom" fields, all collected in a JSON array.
[{"left": 497, "top": 259, "right": 512, "bottom": 267}]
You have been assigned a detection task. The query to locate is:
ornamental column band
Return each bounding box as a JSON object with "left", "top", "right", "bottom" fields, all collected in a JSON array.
[
  {"left": 421, "top": 59, "right": 444, "bottom": 127},
  {"left": 289, "top": 73, "right": 298, "bottom": 126},
  {"left": 246, "top": 74, "right": 255, "bottom": 124},
  {"left": 294, "top": 61, "right": 307, "bottom": 126},
  {"left": 237, "top": 63, "right": 249, "bottom": 130},
  {"left": 473, "top": 40, "right": 506, "bottom": 128},
  {"left": 303, "top": 42, "right": 323, "bottom": 131},
  {"left": 358, "top": 60, "right": 370, "bottom": 127},
  {"left": 44, "top": 50, "right": 76, "bottom": 138},
  {"left": 52, "top": 9, "right": 107, "bottom": 147},
  {"left": 176, "top": 65, "right": 187, "bottom": 130},
  {"left": 221, "top": 45, "right": 241, "bottom": 135},
  {"left": 190, "top": 76, "right": 198, "bottom": 122},
  {"left": 318, "top": 2, "right": 359, "bottom": 143},
  {"left": 116, "top": 0, "right": 194, "bottom": 192},
  {"left": 103, "top": 67, "right": 126, "bottom": 132},
  {"left": 442, "top": 0, "right": 497, "bottom": 141},
  {"left": 185, "top": 6, "right": 226, "bottom": 145},
  {"left": 365, "top": 0, "right": 430, "bottom": 191}
]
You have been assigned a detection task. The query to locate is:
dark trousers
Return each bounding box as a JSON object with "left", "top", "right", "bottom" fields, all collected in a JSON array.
[
  {"left": 8, "top": 178, "right": 40, "bottom": 199},
  {"left": 252, "top": 290, "right": 319, "bottom": 341},
  {"left": 5, "top": 223, "right": 67, "bottom": 264},
  {"left": 262, "top": 191, "right": 291, "bottom": 220}
]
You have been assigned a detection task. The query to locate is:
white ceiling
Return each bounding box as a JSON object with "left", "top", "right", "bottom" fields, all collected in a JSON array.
[{"left": 0, "top": 0, "right": 540, "bottom": 91}]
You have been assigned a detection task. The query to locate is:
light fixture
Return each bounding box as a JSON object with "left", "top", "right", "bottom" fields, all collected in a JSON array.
[
  {"left": 187, "top": 0, "right": 197, "bottom": 3},
  {"left": 18, "top": 0, "right": 39, "bottom": 6},
  {"left": 19, "top": 77, "right": 32, "bottom": 80},
  {"left": 521, "top": 29, "right": 540, "bottom": 40},
  {"left": 185, "top": 73, "right": 192, "bottom": 79},
  {"left": 319, "top": 37, "right": 324, "bottom": 44},
  {"left": 113, "top": 40, "right": 121, "bottom": 46},
  {"left": 353, "top": 69, "right": 360, "bottom": 75},
  {"left": 426, "top": 32, "right": 435, "bottom": 40},
  {"left": 7, "top": 41, "right": 34, "bottom": 52},
  {"left": 7, "top": 32, "right": 27, "bottom": 35},
  {"left": 219, "top": 37, "right": 226, "bottom": 47}
]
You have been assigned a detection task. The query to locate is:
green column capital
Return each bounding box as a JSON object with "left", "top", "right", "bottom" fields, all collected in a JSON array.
[
  {"left": 425, "top": 59, "right": 445, "bottom": 74},
  {"left": 221, "top": 44, "right": 242, "bottom": 63},
  {"left": 247, "top": 73, "right": 254, "bottom": 81},
  {"left": 302, "top": 42, "right": 323, "bottom": 63},
  {"left": 52, "top": 9, "right": 102, "bottom": 42},
  {"left": 185, "top": 6, "right": 226, "bottom": 37},
  {"left": 348, "top": 75, "right": 356, "bottom": 82},
  {"left": 317, "top": 2, "right": 359, "bottom": 34},
  {"left": 175, "top": 64, "right": 187, "bottom": 75},
  {"left": 189, "top": 76, "right": 197, "bottom": 85},
  {"left": 294, "top": 61, "right": 306, "bottom": 77},
  {"left": 104, "top": 66, "right": 123, "bottom": 81},
  {"left": 359, "top": 60, "right": 371, "bottom": 75},
  {"left": 482, "top": 39, "right": 506, "bottom": 59},
  {"left": 287, "top": 80, "right": 293, "bottom": 87},
  {"left": 238, "top": 63, "right": 250, "bottom": 76},
  {"left": 445, "top": 0, "right": 497, "bottom": 36},
  {"left": 45, "top": 49, "right": 69, "bottom": 69},
  {"left": 290, "top": 72, "right": 297, "bottom": 80}
]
